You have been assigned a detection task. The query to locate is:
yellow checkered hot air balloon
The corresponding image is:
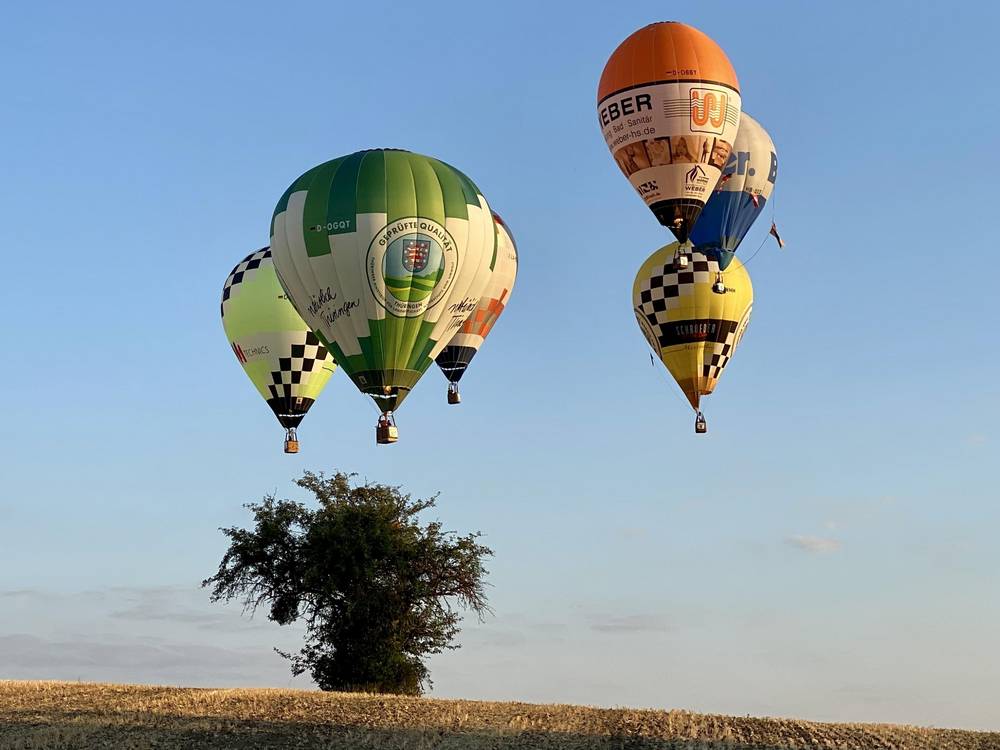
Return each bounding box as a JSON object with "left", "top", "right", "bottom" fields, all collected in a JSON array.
[
  {"left": 221, "top": 248, "right": 336, "bottom": 453},
  {"left": 633, "top": 243, "right": 752, "bottom": 433}
]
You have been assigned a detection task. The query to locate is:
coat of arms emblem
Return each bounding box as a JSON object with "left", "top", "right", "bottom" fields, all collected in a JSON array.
[{"left": 402, "top": 240, "right": 430, "bottom": 272}]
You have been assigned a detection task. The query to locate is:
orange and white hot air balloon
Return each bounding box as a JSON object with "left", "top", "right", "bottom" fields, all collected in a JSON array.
[{"left": 598, "top": 22, "right": 742, "bottom": 265}]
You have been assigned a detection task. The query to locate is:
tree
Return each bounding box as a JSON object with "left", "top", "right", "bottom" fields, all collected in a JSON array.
[{"left": 202, "top": 471, "right": 493, "bottom": 695}]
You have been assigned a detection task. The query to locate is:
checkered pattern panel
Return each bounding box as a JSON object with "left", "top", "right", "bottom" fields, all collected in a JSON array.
[
  {"left": 636, "top": 255, "right": 719, "bottom": 346},
  {"left": 221, "top": 247, "right": 270, "bottom": 316},
  {"left": 460, "top": 288, "right": 510, "bottom": 338},
  {"left": 267, "top": 331, "right": 329, "bottom": 400},
  {"left": 701, "top": 319, "right": 741, "bottom": 381},
  {"left": 703, "top": 305, "right": 753, "bottom": 381}
]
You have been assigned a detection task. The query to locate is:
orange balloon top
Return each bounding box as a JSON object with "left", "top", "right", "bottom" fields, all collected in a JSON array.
[{"left": 598, "top": 22, "right": 740, "bottom": 102}]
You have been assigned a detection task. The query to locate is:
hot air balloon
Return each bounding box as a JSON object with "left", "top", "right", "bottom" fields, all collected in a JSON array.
[
  {"left": 221, "top": 247, "right": 336, "bottom": 453},
  {"left": 435, "top": 211, "right": 518, "bottom": 404},
  {"left": 633, "top": 243, "right": 752, "bottom": 433},
  {"left": 690, "top": 113, "right": 777, "bottom": 283},
  {"left": 598, "top": 22, "right": 742, "bottom": 268},
  {"left": 270, "top": 149, "right": 497, "bottom": 444}
]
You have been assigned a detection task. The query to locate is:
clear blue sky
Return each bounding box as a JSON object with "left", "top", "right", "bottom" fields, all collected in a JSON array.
[{"left": 1, "top": 0, "right": 998, "bottom": 731}]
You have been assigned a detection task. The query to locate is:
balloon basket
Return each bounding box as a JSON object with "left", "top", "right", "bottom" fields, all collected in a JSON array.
[
  {"left": 447, "top": 384, "right": 461, "bottom": 405},
  {"left": 695, "top": 412, "right": 707, "bottom": 434},
  {"left": 376, "top": 413, "right": 399, "bottom": 445},
  {"left": 284, "top": 428, "right": 300, "bottom": 453},
  {"left": 376, "top": 426, "right": 399, "bottom": 444}
]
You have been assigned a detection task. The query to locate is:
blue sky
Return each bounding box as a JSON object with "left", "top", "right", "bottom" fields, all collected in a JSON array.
[{"left": 1, "top": 0, "right": 998, "bottom": 731}]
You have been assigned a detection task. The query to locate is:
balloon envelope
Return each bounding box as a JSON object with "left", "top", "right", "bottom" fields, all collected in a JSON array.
[
  {"left": 436, "top": 212, "right": 518, "bottom": 386},
  {"left": 270, "top": 149, "right": 497, "bottom": 414},
  {"left": 598, "top": 22, "right": 742, "bottom": 243},
  {"left": 690, "top": 113, "right": 777, "bottom": 269},
  {"left": 633, "top": 244, "right": 752, "bottom": 410},
  {"left": 221, "top": 247, "right": 336, "bottom": 431}
]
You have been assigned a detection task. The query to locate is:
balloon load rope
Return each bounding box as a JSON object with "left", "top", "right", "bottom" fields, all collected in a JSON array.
[
  {"left": 738, "top": 197, "right": 780, "bottom": 269},
  {"left": 738, "top": 234, "right": 769, "bottom": 267},
  {"left": 360, "top": 390, "right": 381, "bottom": 414},
  {"left": 648, "top": 349, "right": 697, "bottom": 413}
]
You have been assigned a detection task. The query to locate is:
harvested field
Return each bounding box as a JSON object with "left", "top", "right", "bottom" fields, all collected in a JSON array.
[{"left": 0, "top": 680, "right": 995, "bottom": 749}]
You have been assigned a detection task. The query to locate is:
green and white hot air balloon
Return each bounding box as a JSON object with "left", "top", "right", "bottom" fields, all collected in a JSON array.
[
  {"left": 221, "top": 247, "right": 336, "bottom": 453},
  {"left": 270, "top": 149, "right": 497, "bottom": 444}
]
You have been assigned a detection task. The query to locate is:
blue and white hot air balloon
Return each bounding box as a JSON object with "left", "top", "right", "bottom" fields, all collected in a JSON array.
[{"left": 691, "top": 113, "right": 777, "bottom": 272}]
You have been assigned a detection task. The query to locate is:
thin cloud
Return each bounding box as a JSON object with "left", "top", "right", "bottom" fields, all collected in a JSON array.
[
  {"left": 528, "top": 621, "right": 569, "bottom": 635},
  {"left": 109, "top": 599, "right": 276, "bottom": 632},
  {"left": 614, "top": 527, "right": 649, "bottom": 541},
  {"left": 1, "top": 586, "right": 283, "bottom": 633},
  {"left": 0, "top": 586, "right": 314, "bottom": 687},
  {"left": 109, "top": 604, "right": 272, "bottom": 631},
  {"left": 786, "top": 535, "right": 842, "bottom": 554},
  {"left": 0, "top": 588, "right": 45, "bottom": 598},
  {"left": 457, "top": 613, "right": 566, "bottom": 648},
  {"left": 0, "top": 633, "right": 301, "bottom": 686},
  {"left": 459, "top": 628, "right": 528, "bottom": 649},
  {"left": 1, "top": 588, "right": 114, "bottom": 603},
  {"left": 589, "top": 614, "right": 675, "bottom": 634}
]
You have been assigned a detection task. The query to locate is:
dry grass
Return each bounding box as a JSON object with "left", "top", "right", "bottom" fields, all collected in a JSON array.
[{"left": 0, "top": 680, "right": 995, "bottom": 750}]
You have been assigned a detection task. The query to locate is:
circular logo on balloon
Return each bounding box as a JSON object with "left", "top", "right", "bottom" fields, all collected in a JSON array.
[{"left": 367, "top": 218, "right": 458, "bottom": 317}]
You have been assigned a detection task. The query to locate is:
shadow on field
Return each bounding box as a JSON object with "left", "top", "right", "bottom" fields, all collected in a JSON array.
[{"left": 0, "top": 711, "right": 786, "bottom": 750}]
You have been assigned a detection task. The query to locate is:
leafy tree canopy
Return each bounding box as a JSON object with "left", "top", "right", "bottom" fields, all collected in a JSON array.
[{"left": 203, "top": 471, "right": 492, "bottom": 694}]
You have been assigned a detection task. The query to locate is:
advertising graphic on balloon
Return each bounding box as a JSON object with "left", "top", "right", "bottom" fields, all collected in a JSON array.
[
  {"left": 435, "top": 212, "right": 518, "bottom": 404},
  {"left": 221, "top": 248, "right": 337, "bottom": 453},
  {"left": 633, "top": 243, "right": 752, "bottom": 433},
  {"left": 690, "top": 113, "right": 777, "bottom": 270},
  {"left": 598, "top": 22, "right": 742, "bottom": 245},
  {"left": 270, "top": 149, "right": 497, "bottom": 443}
]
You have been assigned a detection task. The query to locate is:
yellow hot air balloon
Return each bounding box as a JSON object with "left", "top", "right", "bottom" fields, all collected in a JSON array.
[
  {"left": 221, "top": 248, "right": 337, "bottom": 453},
  {"left": 633, "top": 244, "right": 752, "bottom": 433},
  {"left": 599, "top": 22, "right": 742, "bottom": 268}
]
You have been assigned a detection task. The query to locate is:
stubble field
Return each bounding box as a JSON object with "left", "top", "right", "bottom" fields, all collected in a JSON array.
[{"left": 0, "top": 681, "right": 996, "bottom": 750}]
